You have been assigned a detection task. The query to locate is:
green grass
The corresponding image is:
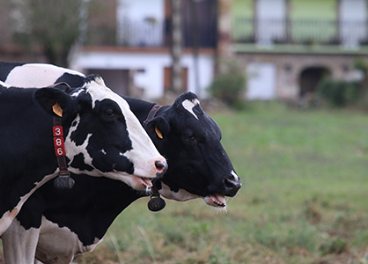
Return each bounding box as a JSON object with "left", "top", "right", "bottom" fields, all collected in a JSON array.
[{"left": 61, "top": 103, "right": 368, "bottom": 263}]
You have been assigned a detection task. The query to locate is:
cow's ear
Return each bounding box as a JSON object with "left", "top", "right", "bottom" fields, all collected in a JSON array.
[
  {"left": 146, "top": 116, "right": 170, "bottom": 140},
  {"left": 34, "top": 85, "right": 77, "bottom": 117}
]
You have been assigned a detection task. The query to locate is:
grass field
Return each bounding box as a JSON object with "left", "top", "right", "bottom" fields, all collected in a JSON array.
[
  {"left": 75, "top": 102, "right": 368, "bottom": 264},
  {"left": 2, "top": 102, "right": 367, "bottom": 264}
]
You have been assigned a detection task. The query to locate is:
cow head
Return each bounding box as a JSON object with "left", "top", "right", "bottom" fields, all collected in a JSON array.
[
  {"left": 35, "top": 75, "right": 167, "bottom": 191},
  {"left": 145, "top": 92, "right": 241, "bottom": 208}
]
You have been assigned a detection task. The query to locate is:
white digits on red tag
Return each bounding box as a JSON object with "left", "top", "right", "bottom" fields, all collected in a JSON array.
[
  {"left": 54, "top": 137, "right": 65, "bottom": 156},
  {"left": 55, "top": 127, "right": 61, "bottom": 136},
  {"left": 55, "top": 138, "right": 62, "bottom": 146},
  {"left": 53, "top": 126, "right": 63, "bottom": 137},
  {"left": 56, "top": 147, "right": 64, "bottom": 156}
]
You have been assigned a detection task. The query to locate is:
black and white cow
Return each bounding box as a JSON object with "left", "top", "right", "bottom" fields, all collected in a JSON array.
[
  {"left": 0, "top": 74, "right": 167, "bottom": 236},
  {"left": 0, "top": 62, "right": 241, "bottom": 264}
]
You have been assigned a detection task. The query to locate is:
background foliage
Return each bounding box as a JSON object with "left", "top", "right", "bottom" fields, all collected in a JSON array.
[
  {"left": 316, "top": 79, "right": 359, "bottom": 107},
  {"left": 208, "top": 60, "right": 246, "bottom": 110},
  {"left": 12, "top": 0, "right": 83, "bottom": 67}
]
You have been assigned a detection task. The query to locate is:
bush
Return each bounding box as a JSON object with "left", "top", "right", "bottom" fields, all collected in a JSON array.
[
  {"left": 208, "top": 60, "right": 246, "bottom": 110},
  {"left": 316, "top": 79, "right": 359, "bottom": 107}
]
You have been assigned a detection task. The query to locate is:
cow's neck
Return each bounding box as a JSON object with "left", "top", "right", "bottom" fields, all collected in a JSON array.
[
  {"left": 37, "top": 175, "right": 146, "bottom": 245},
  {"left": 0, "top": 89, "right": 65, "bottom": 219},
  {"left": 123, "top": 96, "right": 156, "bottom": 123}
]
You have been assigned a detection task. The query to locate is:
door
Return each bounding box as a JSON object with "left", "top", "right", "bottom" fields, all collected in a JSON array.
[
  {"left": 246, "top": 63, "right": 276, "bottom": 100},
  {"left": 164, "top": 67, "right": 188, "bottom": 92},
  {"left": 87, "top": 69, "right": 130, "bottom": 96}
]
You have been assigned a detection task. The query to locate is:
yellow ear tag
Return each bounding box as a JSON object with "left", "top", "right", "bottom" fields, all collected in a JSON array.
[
  {"left": 155, "top": 126, "right": 163, "bottom": 139},
  {"left": 52, "top": 103, "right": 63, "bottom": 117}
]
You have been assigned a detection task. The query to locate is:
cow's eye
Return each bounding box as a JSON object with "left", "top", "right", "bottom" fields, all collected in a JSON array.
[
  {"left": 104, "top": 109, "right": 116, "bottom": 119},
  {"left": 183, "top": 131, "right": 195, "bottom": 141}
]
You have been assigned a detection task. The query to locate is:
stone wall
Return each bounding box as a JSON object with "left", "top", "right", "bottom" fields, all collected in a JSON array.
[{"left": 236, "top": 52, "right": 368, "bottom": 100}]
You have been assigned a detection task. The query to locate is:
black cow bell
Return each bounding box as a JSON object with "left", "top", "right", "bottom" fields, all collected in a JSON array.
[{"left": 148, "top": 196, "right": 166, "bottom": 212}]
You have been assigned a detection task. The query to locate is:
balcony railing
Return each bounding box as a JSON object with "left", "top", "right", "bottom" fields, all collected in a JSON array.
[
  {"left": 117, "top": 18, "right": 166, "bottom": 47},
  {"left": 85, "top": 18, "right": 216, "bottom": 48},
  {"left": 233, "top": 18, "right": 368, "bottom": 48}
]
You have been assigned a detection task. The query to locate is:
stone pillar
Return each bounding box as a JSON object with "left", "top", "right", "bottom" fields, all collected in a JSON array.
[{"left": 217, "top": 0, "right": 233, "bottom": 59}]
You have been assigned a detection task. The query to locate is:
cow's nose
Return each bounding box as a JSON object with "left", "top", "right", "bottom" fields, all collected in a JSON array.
[
  {"left": 155, "top": 160, "right": 168, "bottom": 177},
  {"left": 224, "top": 176, "right": 242, "bottom": 197}
]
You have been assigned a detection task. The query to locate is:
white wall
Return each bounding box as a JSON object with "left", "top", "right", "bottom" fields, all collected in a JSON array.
[{"left": 71, "top": 51, "right": 214, "bottom": 100}]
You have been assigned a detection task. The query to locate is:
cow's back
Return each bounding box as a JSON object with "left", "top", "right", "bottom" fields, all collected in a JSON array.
[
  {"left": 0, "top": 62, "right": 85, "bottom": 88},
  {"left": 0, "top": 62, "right": 24, "bottom": 82}
]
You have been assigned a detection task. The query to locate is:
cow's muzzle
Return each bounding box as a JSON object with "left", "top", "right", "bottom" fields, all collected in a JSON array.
[{"left": 224, "top": 175, "right": 242, "bottom": 197}]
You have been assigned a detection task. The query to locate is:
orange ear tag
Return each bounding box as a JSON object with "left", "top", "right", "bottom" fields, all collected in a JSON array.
[
  {"left": 52, "top": 103, "right": 63, "bottom": 117},
  {"left": 155, "top": 126, "right": 163, "bottom": 139}
]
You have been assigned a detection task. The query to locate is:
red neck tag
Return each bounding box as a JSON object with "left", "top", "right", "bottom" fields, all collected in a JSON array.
[{"left": 53, "top": 121, "right": 66, "bottom": 157}]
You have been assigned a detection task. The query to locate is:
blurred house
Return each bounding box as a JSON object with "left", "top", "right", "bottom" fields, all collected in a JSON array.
[
  {"left": 1, "top": 0, "right": 367, "bottom": 101},
  {"left": 232, "top": 0, "right": 368, "bottom": 101},
  {"left": 0, "top": 0, "right": 220, "bottom": 100},
  {"left": 70, "top": 0, "right": 219, "bottom": 100}
]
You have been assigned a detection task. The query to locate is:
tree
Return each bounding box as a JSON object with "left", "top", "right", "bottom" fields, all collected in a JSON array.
[
  {"left": 14, "top": 0, "right": 84, "bottom": 67},
  {"left": 171, "top": 0, "right": 183, "bottom": 94}
]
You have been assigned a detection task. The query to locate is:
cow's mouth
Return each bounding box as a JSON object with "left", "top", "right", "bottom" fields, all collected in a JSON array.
[
  {"left": 204, "top": 194, "right": 226, "bottom": 208},
  {"left": 133, "top": 175, "right": 153, "bottom": 189}
]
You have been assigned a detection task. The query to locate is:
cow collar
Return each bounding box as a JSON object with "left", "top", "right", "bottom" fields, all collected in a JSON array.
[
  {"left": 48, "top": 82, "right": 75, "bottom": 189},
  {"left": 143, "top": 104, "right": 161, "bottom": 128},
  {"left": 52, "top": 110, "right": 75, "bottom": 189},
  {"left": 144, "top": 104, "right": 166, "bottom": 212}
]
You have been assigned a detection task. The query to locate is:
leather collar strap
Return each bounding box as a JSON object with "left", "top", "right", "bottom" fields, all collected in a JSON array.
[
  {"left": 142, "top": 104, "right": 161, "bottom": 194},
  {"left": 53, "top": 116, "right": 75, "bottom": 189},
  {"left": 143, "top": 104, "right": 166, "bottom": 212},
  {"left": 143, "top": 105, "right": 161, "bottom": 128}
]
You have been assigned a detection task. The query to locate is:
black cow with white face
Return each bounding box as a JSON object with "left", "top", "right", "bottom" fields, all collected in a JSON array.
[
  {"left": 0, "top": 75, "right": 166, "bottom": 236},
  {"left": 0, "top": 62, "right": 241, "bottom": 264}
]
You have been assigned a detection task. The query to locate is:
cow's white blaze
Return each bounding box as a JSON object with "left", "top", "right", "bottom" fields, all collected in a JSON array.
[
  {"left": 0, "top": 173, "right": 57, "bottom": 235},
  {"left": 182, "top": 99, "right": 200, "bottom": 119},
  {"left": 231, "top": 170, "right": 239, "bottom": 181},
  {"left": 83, "top": 78, "right": 165, "bottom": 188},
  {"left": 5, "top": 63, "right": 84, "bottom": 88}
]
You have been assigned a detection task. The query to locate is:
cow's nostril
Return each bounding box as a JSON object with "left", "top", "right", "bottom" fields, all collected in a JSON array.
[
  {"left": 155, "top": 160, "right": 166, "bottom": 170},
  {"left": 225, "top": 178, "right": 234, "bottom": 188},
  {"left": 224, "top": 177, "right": 242, "bottom": 197},
  {"left": 155, "top": 160, "right": 168, "bottom": 177}
]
